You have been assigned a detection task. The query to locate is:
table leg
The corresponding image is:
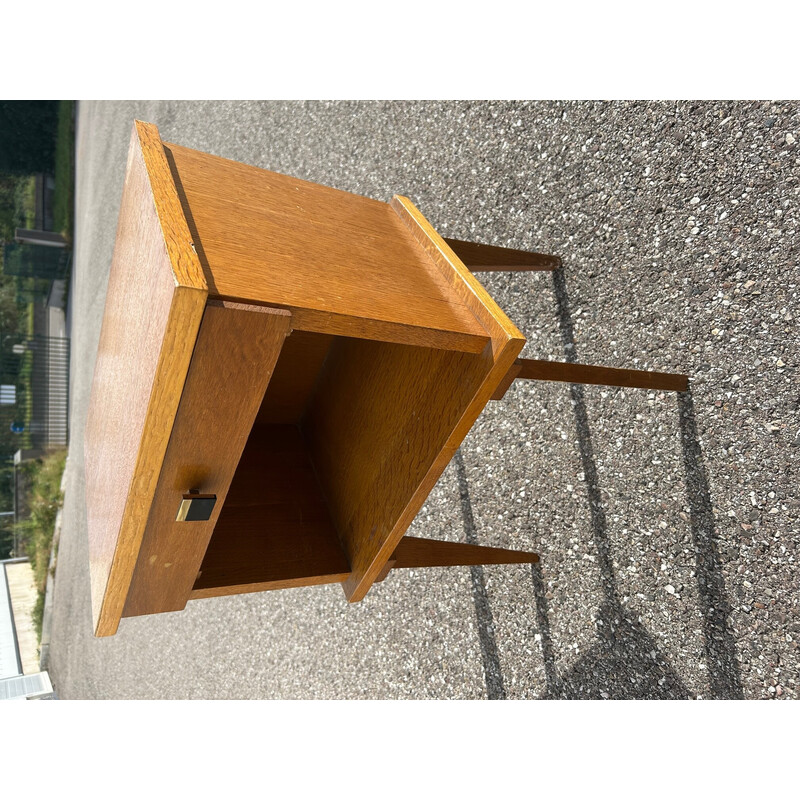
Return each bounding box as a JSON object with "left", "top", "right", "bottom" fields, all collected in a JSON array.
[
  {"left": 492, "top": 358, "right": 689, "bottom": 399},
  {"left": 389, "top": 536, "right": 539, "bottom": 569},
  {"left": 443, "top": 237, "right": 561, "bottom": 271}
]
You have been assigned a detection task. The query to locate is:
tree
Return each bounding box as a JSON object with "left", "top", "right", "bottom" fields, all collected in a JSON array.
[{"left": 0, "top": 101, "right": 59, "bottom": 175}]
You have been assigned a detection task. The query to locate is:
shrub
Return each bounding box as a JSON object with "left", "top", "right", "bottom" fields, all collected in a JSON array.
[{"left": 14, "top": 449, "right": 66, "bottom": 591}]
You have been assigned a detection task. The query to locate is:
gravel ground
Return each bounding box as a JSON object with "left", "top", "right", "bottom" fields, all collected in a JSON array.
[{"left": 49, "top": 100, "right": 799, "bottom": 699}]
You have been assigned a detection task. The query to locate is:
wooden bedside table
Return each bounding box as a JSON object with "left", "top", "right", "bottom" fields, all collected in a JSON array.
[{"left": 85, "top": 121, "right": 686, "bottom": 637}]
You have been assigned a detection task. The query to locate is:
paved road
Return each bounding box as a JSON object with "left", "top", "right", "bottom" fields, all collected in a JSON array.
[{"left": 49, "top": 101, "right": 799, "bottom": 699}]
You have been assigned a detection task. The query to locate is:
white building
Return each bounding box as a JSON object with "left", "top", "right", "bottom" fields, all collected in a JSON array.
[{"left": 0, "top": 558, "right": 54, "bottom": 700}]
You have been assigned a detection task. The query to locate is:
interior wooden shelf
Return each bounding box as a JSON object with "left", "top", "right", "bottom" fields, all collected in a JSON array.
[
  {"left": 192, "top": 422, "right": 350, "bottom": 596},
  {"left": 190, "top": 325, "right": 492, "bottom": 600}
]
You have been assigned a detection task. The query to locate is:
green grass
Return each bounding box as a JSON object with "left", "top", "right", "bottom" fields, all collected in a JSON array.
[
  {"left": 14, "top": 176, "right": 37, "bottom": 229},
  {"left": 52, "top": 100, "right": 74, "bottom": 240},
  {"left": 14, "top": 450, "right": 67, "bottom": 639}
]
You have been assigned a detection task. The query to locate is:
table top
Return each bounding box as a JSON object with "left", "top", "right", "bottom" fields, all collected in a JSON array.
[{"left": 165, "top": 138, "right": 491, "bottom": 354}]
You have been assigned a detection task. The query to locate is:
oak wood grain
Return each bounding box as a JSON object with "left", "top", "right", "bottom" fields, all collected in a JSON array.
[
  {"left": 303, "top": 197, "right": 526, "bottom": 604},
  {"left": 84, "top": 121, "right": 207, "bottom": 637},
  {"left": 193, "top": 424, "right": 350, "bottom": 593},
  {"left": 121, "top": 303, "right": 292, "bottom": 621},
  {"left": 303, "top": 338, "right": 490, "bottom": 601},
  {"left": 391, "top": 536, "right": 539, "bottom": 568},
  {"left": 286, "top": 307, "right": 487, "bottom": 354},
  {"left": 254, "top": 330, "right": 333, "bottom": 425},
  {"left": 390, "top": 197, "right": 525, "bottom": 357},
  {"left": 163, "top": 141, "right": 490, "bottom": 354}
]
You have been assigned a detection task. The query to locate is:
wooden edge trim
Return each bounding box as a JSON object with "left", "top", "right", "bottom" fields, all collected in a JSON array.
[
  {"left": 134, "top": 120, "right": 207, "bottom": 291},
  {"left": 207, "top": 298, "right": 294, "bottom": 323},
  {"left": 389, "top": 196, "right": 525, "bottom": 352},
  {"left": 94, "top": 284, "right": 207, "bottom": 637},
  {"left": 202, "top": 299, "right": 488, "bottom": 354},
  {"left": 189, "top": 572, "right": 350, "bottom": 601},
  {"left": 289, "top": 305, "right": 488, "bottom": 354}
]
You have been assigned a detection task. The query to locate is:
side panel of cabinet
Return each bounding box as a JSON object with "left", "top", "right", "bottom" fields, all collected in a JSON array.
[
  {"left": 85, "top": 121, "right": 208, "bottom": 638},
  {"left": 121, "top": 302, "right": 291, "bottom": 622}
]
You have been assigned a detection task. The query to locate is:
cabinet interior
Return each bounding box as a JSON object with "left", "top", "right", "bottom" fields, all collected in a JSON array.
[{"left": 194, "top": 326, "right": 484, "bottom": 599}]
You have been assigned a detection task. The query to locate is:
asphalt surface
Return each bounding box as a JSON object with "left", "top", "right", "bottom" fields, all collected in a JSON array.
[{"left": 49, "top": 100, "right": 799, "bottom": 699}]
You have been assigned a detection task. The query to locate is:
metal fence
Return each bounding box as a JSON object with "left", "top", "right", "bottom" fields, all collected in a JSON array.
[
  {"left": 2, "top": 242, "right": 71, "bottom": 281},
  {"left": 0, "top": 336, "right": 69, "bottom": 450}
]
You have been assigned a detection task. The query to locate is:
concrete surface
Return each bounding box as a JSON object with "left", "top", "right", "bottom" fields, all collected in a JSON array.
[
  {"left": 5, "top": 561, "right": 40, "bottom": 675},
  {"left": 48, "top": 101, "right": 799, "bottom": 699}
]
